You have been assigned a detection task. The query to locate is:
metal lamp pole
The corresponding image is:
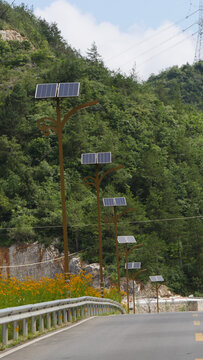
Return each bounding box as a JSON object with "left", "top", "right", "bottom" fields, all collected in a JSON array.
[
  {"left": 82, "top": 163, "right": 124, "bottom": 297},
  {"left": 37, "top": 97, "right": 98, "bottom": 278},
  {"left": 105, "top": 206, "right": 136, "bottom": 291},
  {"left": 131, "top": 269, "right": 147, "bottom": 314},
  {"left": 125, "top": 244, "right": 143, "bottom": 313},
  {"left": 149, "top": 276, "right": 164, "bottom": 313},
  {"left": 113, "top": 207, "right": 136, "bottom": 291}
]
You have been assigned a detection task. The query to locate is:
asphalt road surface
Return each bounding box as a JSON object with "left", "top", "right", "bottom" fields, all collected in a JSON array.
[{"left": 0, "top": 312, "right": 202, "bottom": 360}]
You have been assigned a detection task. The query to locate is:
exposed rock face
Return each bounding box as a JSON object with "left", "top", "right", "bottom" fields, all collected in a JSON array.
[
  {"left": 0, "top": 29, "right": 27, "bottom": 42},
  {"left": 69, "top": 257, "right": 82, "bottom": 275},
  {"left": 0, "top": 242, "right": 110, "bottom": 288},
  {"left": 0, "top": 242, "right": 64, "bottom": 280},
  {"left": 83, "top": 263, "right": 110, "bottom": 288}
]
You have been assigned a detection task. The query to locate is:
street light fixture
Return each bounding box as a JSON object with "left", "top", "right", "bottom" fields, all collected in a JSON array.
[
  {"left": 35, "top": 82, "right": 98, "bottom": 278},
  {"left": 103, "top": 197, "right": 136, "bottom": 291},
  {"left": 149, "top": 275, "right": 164, "bottom": 313},
  {"left": 81, "top": 152, "right": 124, "bottom": 297},
  {"left": 117, "top": 236, "right": 143, "bottom": 312},
  {"left": 126, "top": 262, "right": 147, "bottom": 313}
]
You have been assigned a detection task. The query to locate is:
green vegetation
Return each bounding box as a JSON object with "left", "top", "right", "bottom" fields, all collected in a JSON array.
[{"left": 0, "top": 1, "right": 202, "bottom": 296}]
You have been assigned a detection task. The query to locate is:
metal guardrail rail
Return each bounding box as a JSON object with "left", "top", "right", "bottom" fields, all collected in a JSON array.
[{"left": 0, "top": 296, "right": 125, "bottom": 346}]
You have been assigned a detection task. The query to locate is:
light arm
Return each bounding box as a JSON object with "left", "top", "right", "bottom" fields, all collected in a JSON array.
[
  {"left": 62, "top": 100, "right": 99, "bottom": 130},
  {"left": 98, "top": 165, "right": 124, "bottom": 186},
  {"left": 117, "top": 207, "right": 136, "bottom": 221},
  {"left": 37, "top": 117, "right": 58, "bottom": 136},
  {"left": 82, "top": 176, "right": 97, "bottom": 190}
]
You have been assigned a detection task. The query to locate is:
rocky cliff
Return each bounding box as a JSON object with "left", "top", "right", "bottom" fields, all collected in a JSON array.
[{"left": 0, "top": 242, "right": 110, "bottom": 288}]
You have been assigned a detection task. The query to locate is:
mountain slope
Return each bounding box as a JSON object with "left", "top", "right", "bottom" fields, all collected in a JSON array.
[{"left": 0, "top": 1, "right": 202, "bottom": 295}]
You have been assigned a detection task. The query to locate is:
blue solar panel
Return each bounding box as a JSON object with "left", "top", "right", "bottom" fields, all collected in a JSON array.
[
  {"left": 125, "top": 262, "right": 141, "bottom": 269},
  {"left": 117, "top": 236, "right": 136, "bottom": 244},
  {"left": 115, "top": 197, "right": 126, "bottom": 206},
  {"left": 81, "top": 152, "right": 111, "bottom": 165},
  {"left": 35, "top": 84, "right": 58, "bottom": 98},
  {"left": 149, "top": 275, "right": 164, "bottom": 282},
  {"left": 103, "top": 198, "right": 115, "bottom": 207},
  {"left": 103, "top": 197, "right": 126, "bottom": 207},
  {"left": 58, "top": 82, "right": 80, "bottom": 97},
  {"left": 81, "top": 153, "right": 97, "bottom": 164},
  {"left": 97, "top": 152, "right": 111, "bottom": 164}
]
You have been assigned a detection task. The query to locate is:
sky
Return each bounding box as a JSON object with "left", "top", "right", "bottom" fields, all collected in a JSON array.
[{"left": 8, "top": 0, "right": 200, "bottom": 80}]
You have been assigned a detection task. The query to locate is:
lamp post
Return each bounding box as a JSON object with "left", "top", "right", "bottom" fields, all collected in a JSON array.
[
  {"left": 149, "top": 275, "right": 164, "bottom": 313},
  {"left": 117, "top": 236, "right": 143, "bottom": 312},
  {"left": 103, "top": 197, "right": 136, "bottom": 291},
  {"left": 81, "top": 152, "right": 124, "bottom": 297},
  {"left": 129, "top": 266, "right": 147, "bottom": 314},
  {"left": 35, "top": 82, "right": 98, "bottom": 278}
]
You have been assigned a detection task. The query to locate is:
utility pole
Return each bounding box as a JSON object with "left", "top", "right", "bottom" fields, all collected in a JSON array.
[{"left": 194, "top": 0, "right": 203, "bottom": 61}]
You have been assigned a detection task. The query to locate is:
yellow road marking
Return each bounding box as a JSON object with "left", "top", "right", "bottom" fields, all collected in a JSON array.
[
  {"left": 193, "top": 314, "right": 198, "bottom": 317},
  {"left": 194, "top": 321, "right": 200, "bottom": 326},
  {"left": 195, "top": 333, "right": 203, "bottom": 341}
]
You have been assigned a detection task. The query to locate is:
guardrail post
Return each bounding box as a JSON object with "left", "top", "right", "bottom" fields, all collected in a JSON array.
[
  {"left": 31, "top": 316, "right": 36, "bottom": 334},
  {"left": 68, "top": 309, "right": 72, "bottom": 323},
  {"left": 46, "top": 313, "right": 51, "bottom": 330},
  {"left": 63, "top": 309, "right": 67, "bottom": 323},
  {"left": 73, "top": 308, "right": 77, "bottom": 322},
  {"left": 81, "top": 306, "right": 84, "bottom": 319},
  {"left": 52, "top": 311, "right": 57, "bottom": 327},
  {"left": 77, "top": 307, "right": 81, "bottom": 319},
  {"left": 2, "top": 323, "right": 8, "bottom": 346},
  {"left": 58, "top": 310, "right": 63, "bottom": 326},
  {"left": 23, "top": 319, "right": 28, "bottom": 337},
  {"left": 39, "top": 315, "right": 44, "bottom": 332},
  {"left": 13, "top": 321, "right": 19, "bottom": 340}
]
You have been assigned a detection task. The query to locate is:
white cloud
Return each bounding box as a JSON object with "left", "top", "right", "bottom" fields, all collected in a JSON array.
[{"left": 35, "top": 0, "right": 196, "bottom": 80}]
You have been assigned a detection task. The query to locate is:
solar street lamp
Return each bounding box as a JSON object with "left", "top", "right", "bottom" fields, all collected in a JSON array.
[
  {"left": 149, "top": 275, "right": 164, "bottom": 313},
  {"left": 126, "top": 263, "right": 147, "bottom": 314},
  {"left": 118, "top": 236, "right": 143, "bottom": 312},
  {"left": 103, "top": 197, "right": 136, "bottom": 291},
  {"left": 35, "top": 82, "right": 98, "bottom": 278},
  {"left": 81, "top": 152, "right": 124, "bottom": 297}
]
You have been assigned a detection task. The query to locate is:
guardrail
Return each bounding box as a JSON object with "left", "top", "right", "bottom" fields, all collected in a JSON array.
[{"left": 0, "top": 296, "right": 125, "bottom": 346}]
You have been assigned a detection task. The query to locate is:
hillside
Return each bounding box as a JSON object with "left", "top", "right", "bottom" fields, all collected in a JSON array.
[{"left": 0, "top": 1, "right": 202, "bottom": 296}]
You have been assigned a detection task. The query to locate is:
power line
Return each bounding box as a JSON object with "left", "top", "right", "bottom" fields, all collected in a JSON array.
[
  {"left": 137, "top": 30, "right": 198, "bottom": 71},
  {"left": 106, "top": 10, "right": 199, "bottom": 64},
  {"left": 0, "top": 215, "right": 202, "bottom": 231},
  {"left": 120, "top": 22, "right": 197, "bottom": 69}
]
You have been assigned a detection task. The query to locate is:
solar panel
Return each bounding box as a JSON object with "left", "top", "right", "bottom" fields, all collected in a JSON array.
[
  {"left": 81, "top": 153, "right": 97, "bottom": 164},
  {"left": 149, "top": 275, "right": 164, "bottom": 282},
  {"left": 117, "top": 236, "right": 136, "bottom": 244},
  {"left": 58, "top": 82, "right": 80, "bottom": 97},
  {"left": 97, "top": 152, "right": 111, "bottom": 164},
  {"left": 125, "top": 262, "right": 141, "bottom": 269},
  {"left": 103, "top": 198, "right": 115, "bottom": 207},
  {"left": 81, "top": 152, "right": 111, "bottom": 165},
  {"left": 103, "top": 197, "right": 127, "bottom": 207},
  {"left": 35, "top": 83, "right": 58, "bottom": 98},
  {"left": 115, "top": 197, "right": 127, "bottom": 206}
]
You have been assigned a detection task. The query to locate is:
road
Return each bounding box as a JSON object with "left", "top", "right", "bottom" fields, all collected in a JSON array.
[{"left": 0, "top": 312, "right": 202, "bottom": 360}]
